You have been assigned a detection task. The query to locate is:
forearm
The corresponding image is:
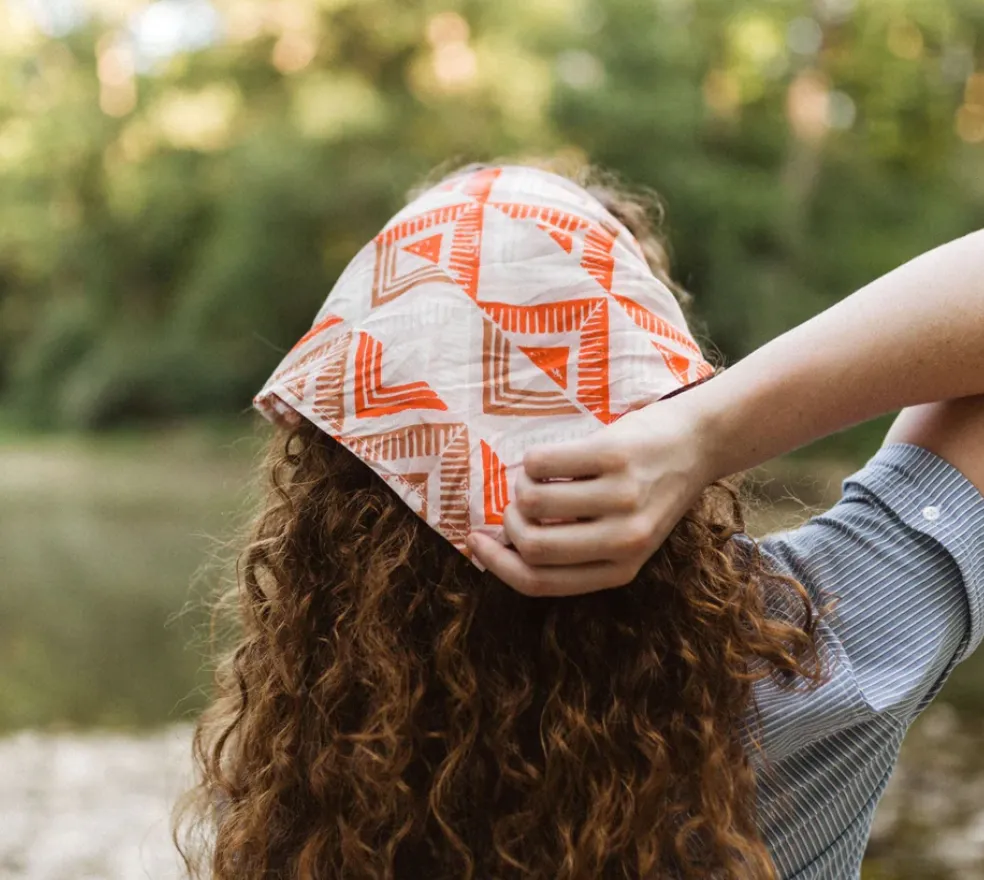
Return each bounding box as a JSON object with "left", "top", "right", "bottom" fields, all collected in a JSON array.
[{"left": 681, "top": 230, "right": 984, "bottom": 479}]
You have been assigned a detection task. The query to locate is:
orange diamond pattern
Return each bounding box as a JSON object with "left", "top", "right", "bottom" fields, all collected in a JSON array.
[{"left": 255, "top": 166, "right": 713, "bottom": 556}]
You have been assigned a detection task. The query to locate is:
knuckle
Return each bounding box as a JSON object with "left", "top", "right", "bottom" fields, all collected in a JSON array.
[
  {"left": 516, "top": 534, "right": 548, "bottom": 565},
  {"left": 612, "top": 564, "right": 639, "bottom": 588},
  {"left": 520, "top": 576, "right": 546, "bottom": 597},
  {"left": 508, "top": 566, "right": 543, "bottom": 596},
  {"left": 523, "top": 450, "right": 546, "bottom": 477},
  {"left": 619, "top": 517, "right": 653, "bottom": 555},
  {"left": 514, "top": 480, "right": 542, "bottom": 518},
  {"left": 600, "top": 446, "right": 630, "bottom": 472},
  {"left": 612, "top": 481, "right": 642, "bottom": 512},
  {"left": 503, "top": 503, "right": 524, "bottom": 538},
  {"left": 508, "top": 525, "right": 530, "bottom": 555}
]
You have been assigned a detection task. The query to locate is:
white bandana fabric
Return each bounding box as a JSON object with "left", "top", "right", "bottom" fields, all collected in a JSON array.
[{"left": 254, "top": 166, "right": 711, "bottom": 560}]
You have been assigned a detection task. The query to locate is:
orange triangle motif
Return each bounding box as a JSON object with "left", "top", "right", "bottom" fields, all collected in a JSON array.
[
  {"left": 653, "top": 341, "right": 691, "bottom": 385},
  {"left": 519, "top": 345, "right": 570, "bottom": 389},
  {"left": 402, "top": 233, "right": 443, "bottom": 264},
  {"left": 537, "top": 223, "right": 573, "bottom": 254},
  {"left": 283, "top": 374, "right": 307, "bottom": 401}
]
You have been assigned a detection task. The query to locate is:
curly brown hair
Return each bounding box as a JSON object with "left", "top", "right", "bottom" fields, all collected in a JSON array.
[{"left": 177, "top": 168, "right": 824, "bottom": 880}]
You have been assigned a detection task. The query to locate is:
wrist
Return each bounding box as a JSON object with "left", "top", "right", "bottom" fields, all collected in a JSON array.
[{"left": 667, "top": 373, "right": 755, "bottom": 482}]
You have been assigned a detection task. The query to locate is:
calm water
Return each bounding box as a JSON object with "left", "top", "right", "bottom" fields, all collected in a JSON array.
[{"left": 2, "top": 429, "right": 983, "bottom": 878}]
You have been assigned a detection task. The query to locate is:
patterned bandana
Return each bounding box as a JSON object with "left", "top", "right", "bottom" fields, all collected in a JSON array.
[{"left": 254, "top": 165, "right": 712, "bottom": 561}]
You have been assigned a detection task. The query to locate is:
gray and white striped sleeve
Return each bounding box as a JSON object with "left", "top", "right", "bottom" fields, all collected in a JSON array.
[{"left": 760, "top": 442, "right": 984, "bottom": 725}]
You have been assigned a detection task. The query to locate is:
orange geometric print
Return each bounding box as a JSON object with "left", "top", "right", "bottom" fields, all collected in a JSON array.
[
  {"left": 437, "top": 427, "right": 471, "bottom": 542},
  {"left": 342, "top": 423, "right": 472, "bottom": 549},
  {"left": 255, "top": 165, "right": 714, "bottom": 561},
  {"left": 402, "top": 233, "right": 442, "bottom": 264},
  {"left": 482, "top": 320, "right": 580, "bottom": 417},
  {"left": 576, "top": 301, "right": 613, "bottom": 424},
  {"left": 311, "top": 331, "right": 353, "bottom": 431},
  {"left": 375, "top": 204, "right": 469, "bottom": 246},
  {"left": 447, "top": 204, "right": 484, "bottom": 299},
  {"left": 460, "top": 166, "right": 501, "bottom": 202},
  {"left": 388, "top": 472, "right": 429, "bottom": 519},
  {"left": 282, "top": 374, "right": 307, "bottom": 401},
  {"left": 613, "top": 294, "right": 701, "bottom": 355},
  {"left": 652, "top": 341, "right": 692, "bottom": 386},
  {"left": 371, "top": 204, "right": 469, "bottom": 308},
  {"left": 273, "top": 325, "right": 347, "bottom": 386},
  {"left": 489, "top": 201, "right": 595, "bottom": 256},
  {"left": 519, "top": 345, "right": 570, "bottom": 388},
  {"left": 541, "top": 226, "right": 573, "bottom": 253},
  {"left": 481, "top": 440, "right": 508, "bottom": 525},
  {"left": 479, "top": 299, "right": 598, "bottom": 334},
  {"left": 581, "top": 221, "right": 618, "bottom": 293},
  {"left": 479, "top": 299, "right": 612, "bottom": 423},
  {"left": 488, "top": 202, "right": 590, "bottom": 233},
  {"left": 354, "top": 333, "right": 448, "bottom": 418},
  {"left": 346, "top": 423, "right": 464, "bottom": 461},
  {"left": 372, "top": 238, "right": 454, "bottom": 308},
  {"left": 696, "top": 361, "right": 715, "bottom": 380},
  {"left": 371, "top": 186, "right": 493, "bottom": 306},
  {"left": 290, "top": 313, "right": 343, "bottom": 352},
  {"left": 443, "top": 167, "right": 500, "bottom": 300}
]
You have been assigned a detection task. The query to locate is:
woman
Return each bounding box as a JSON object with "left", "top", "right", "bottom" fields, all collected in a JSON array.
[{"left": 180, "top": 163, "right": 984, "bottom": 879}]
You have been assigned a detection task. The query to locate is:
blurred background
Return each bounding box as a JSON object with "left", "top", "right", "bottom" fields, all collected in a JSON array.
[{"left": 1, "top": 0, "right": 983, "bottom": 877}]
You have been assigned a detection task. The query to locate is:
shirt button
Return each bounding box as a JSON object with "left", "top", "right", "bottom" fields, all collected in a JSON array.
[{"left": 922, "top": 505, "right": 942, "bottom": 522}]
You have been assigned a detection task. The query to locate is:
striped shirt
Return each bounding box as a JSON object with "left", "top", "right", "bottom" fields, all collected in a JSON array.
[{"left": 749, "top": 443, "right": 984, "bottom": 877}]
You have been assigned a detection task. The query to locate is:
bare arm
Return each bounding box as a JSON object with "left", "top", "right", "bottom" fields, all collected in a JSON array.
[
  {"left": 884, "top": 396, "right": 984, "bottom": 494},
  {"left": 690, "top": 229, "right": 984, "bottom": 485},
  {"left": 470, "top": 230, "right": 984, "bottom": 594}
]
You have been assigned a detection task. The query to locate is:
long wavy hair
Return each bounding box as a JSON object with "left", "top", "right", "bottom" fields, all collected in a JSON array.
[{"left": 177, "top": 168, "right": 825, "bottom": 880}]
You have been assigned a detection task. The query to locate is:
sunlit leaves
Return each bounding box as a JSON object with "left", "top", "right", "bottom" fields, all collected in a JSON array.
[{"left": 0, "top": 0, "right": 980, "bottom": 426}]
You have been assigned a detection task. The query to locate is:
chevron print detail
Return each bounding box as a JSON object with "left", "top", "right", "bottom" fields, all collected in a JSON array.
[
  {"left": 354, "top": 333, "right": 447, "bottom": 418},
  {"left": 482, "top": 320, "right": 580, "bottom": 416},
  {"left": 254, "top": 165, "right": 715, "bottom": 559}
]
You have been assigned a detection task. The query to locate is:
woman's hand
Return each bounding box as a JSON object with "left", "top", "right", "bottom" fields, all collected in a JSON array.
[
  {"left": 467, "top": 395, "right": 716, "bottom": 596},
  {"left": 473, "top": 228, "right": 984, "bottom": 597}
]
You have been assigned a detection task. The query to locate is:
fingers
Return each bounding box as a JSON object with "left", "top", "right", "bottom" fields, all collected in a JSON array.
[
  {"left": 523, "top": 436, "right": 628, "bottom": 481},
  {"left": 502, "top": 503, "right": 655, "bottom": 567},
  {"left": 512, "top": 470, "right": 641, "bottom": 521},
  {"left": 466, "top": 533, "right": 635, "bottom": 597}
]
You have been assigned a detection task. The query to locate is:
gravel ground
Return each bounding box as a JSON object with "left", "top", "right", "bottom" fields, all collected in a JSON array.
[
  {"left": 4, "top": 709, "right": 984, "bottom": 880},
  {"left": 0, "top": 726, "right": 191, "bottom": 880}
]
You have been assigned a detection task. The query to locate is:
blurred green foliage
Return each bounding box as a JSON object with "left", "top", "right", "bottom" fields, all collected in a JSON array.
[
  {"left": 2, "top": 9, "right": 984, "bottom": 870},
  {"left": 0, "top": 0, "right": 982, "bottom": 434}
]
